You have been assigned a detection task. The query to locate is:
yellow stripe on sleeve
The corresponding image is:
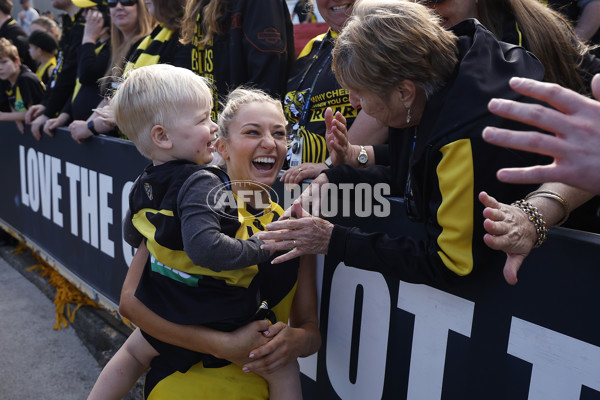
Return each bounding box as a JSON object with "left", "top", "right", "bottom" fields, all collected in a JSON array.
[{"left": 436, "top": 139, "right": 474, "bottom": 276}]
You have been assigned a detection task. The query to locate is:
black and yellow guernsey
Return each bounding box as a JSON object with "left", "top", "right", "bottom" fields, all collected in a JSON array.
[
  {"left": 0, "top": 65, "right": 44, "bottom": 112},
  {"left": 125, "top": 160, "right": 295, "bottom": 379}
]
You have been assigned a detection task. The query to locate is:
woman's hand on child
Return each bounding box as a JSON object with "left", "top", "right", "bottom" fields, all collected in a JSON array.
[
  {"left": 215, "top": 320, "right": 272, "bottom": 366},
  {"left": 242, "top": 322, "right": 304, "bottom": 375}
]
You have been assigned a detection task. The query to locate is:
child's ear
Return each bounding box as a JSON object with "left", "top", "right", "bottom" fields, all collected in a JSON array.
[
  {"left": 215, "top": 137, "right": 229, "bottom": 160},
  {"left": 150, "top": 125, "right": 172, "bottom": 149}
]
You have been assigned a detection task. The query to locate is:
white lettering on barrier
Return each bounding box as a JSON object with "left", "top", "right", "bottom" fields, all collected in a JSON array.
[
  {"left": 51, "top": 156, "right": 63, "bottom": 227},
  {"left": 326, "top": 264, "right": 390, "bottom": 399},
  {"left": 26, "top": 147, "right": 40, "bottom": 211},
  {"left": 80, "top": 167, "right": 99, "bottom": 248},
  {"left": 397, "top": 281, "right": 474, "bottom": 400},
  {"left": 19, "top": 146, "right": 28, "bottom": 207},
  {"left": 99, "top": 173, "right": 114, "bottom": 257},
  {"left": 508, "top": 317, "right": 600, "bottom": 399},
  {"left": 37, "top": 150, "right": 52, "bottom": 220},
  {"left": 66, "top": 161, "right": 80, "bottom": 236},
  {"left": 121, "top": 181, "right": 135, "bottom": 266},
  {"left": 19, "top": 149, "right": 115, "bottom": 257},
  {"left": 19, "top": 146, "right": 63, "bottom": 226}
]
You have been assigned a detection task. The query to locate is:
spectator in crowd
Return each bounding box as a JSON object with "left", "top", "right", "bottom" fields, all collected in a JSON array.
[
  {"left": 291, "top": 0, "right": 315, "bottom": 24},
  {"left": 68, "top": 0, "right": 188, "bottom": 142},
  {"left": 324, "top": 0, "right": 600, "bottom": 178},
  {"left": 479, "top": 75, "right": 600, "bottom": 284},
  {"left": 28, "top": 29, "right": 58, "bottom": 86},
  {"left": 259, "top": 0, "right": 550, "bottom": 287},
  {"left": 180, "top": 0, "right": 294, "bottom": 122},
  {"left": 43, "top": 0, "right": 111, "bottom": 135},
  {"left": 25, "top": 0, "right": 85, "bottom": 140},
  {"left": 67, "top": 0, "right": 154, "bottom": 143},
  {"left": 17, "top": 0, "right": 39, "bottom": 33},
  {"left": 281, "top": 0, "right": 387, "bottom": 184},
  {"left": 0, "top": 37, "right": 44, "bottom": 132},
  {"left": 0, "top": 0, "right": 37, "bottom": 71},
  {"left": 30, "top": 15, "right": 62, "bottom": 41},
  {"left": 548, "top": 0, "right": 600, "bottom": 54},
  {"left": 421, "top": 0, "right": 600, "bottom": 94}
]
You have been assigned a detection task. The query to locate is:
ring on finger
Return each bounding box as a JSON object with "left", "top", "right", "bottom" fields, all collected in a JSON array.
[{"left": 298, "top": 167, "right": 303, "bottom": 172}]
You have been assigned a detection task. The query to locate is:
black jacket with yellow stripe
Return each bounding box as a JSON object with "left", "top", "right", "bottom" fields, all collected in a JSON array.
[{"left": 324, "top": 19, "right": 549, "bottom": 285}]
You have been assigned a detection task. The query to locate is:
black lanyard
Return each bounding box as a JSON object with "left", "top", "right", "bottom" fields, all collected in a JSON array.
[{"left": 292, "top": 31, "right": 333, "bottom": 133}]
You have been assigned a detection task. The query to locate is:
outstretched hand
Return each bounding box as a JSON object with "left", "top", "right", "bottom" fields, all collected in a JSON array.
[
  {"left": 483, "top": 75, "right": 600, "bottom": 195},
  {"left": 258, "top": 201, "right": 333, "bottom": 264},
  {"left": 479, "top": 191, "right": 537, "bottom": 285}
]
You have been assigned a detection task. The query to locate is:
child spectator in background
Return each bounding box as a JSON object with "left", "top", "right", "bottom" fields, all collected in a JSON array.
[
  {"left": 28, "top": 30, "right": 58, "bottom": 86},
  {"left": 0, "top": 37, "right": 44, "bottom": 133},
  {"left": 30, "top": 16, "right": 62, "bottom": 41}
]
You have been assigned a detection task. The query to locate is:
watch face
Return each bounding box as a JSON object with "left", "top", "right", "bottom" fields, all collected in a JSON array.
[{"left": 358, "top": 153, "right": 368, "bottom": 164}]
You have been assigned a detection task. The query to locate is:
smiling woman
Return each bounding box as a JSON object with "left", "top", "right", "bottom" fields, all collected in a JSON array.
[
  {"left": 215, "top": 91, "right": 288, "bottom": 194},
  {"left": 260, "top": 0, "right": 553, "bottom": 288}
]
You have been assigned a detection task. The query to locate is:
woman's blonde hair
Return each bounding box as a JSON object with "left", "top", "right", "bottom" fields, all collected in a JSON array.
[
  {"left": 111, "top": 64, "right": 212, "bottom": 159},
  {"left": 477, "top": 0, "right": 589, "bottom": 94},
  {"left": 180, "top": 0, "right": 227, "bottom": 46},
  {"left": 217, "top": 87, "right": 284, "bottom": 141},
  {"left": 333, "top": 0, "right": 458, "bottom": 98},
  {"left": 107, "top": 0, "right": 155, "bottom": 76}
]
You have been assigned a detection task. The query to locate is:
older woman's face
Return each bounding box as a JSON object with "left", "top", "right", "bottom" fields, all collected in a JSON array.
[
  {"left": 349, "top": 89, "right": 406, "bottom": 129},
  {"left": 422, "top": 0, "right": 478, "bottom": 30},
  {"left": 316, "top": 0, "right": 355, "bottom": 33}
]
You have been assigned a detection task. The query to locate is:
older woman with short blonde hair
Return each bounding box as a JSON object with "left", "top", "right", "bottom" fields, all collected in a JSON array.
[{"left": 260, "top": 0, "right": 553, "bottom": 285}]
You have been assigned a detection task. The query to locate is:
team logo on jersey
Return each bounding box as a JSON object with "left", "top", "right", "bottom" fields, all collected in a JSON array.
[
  {"left": 284, "top": 89, "right": 307, "bottom": 129},
  {"left": 144, "top": 183, "right": 153, "bottom": 200}
]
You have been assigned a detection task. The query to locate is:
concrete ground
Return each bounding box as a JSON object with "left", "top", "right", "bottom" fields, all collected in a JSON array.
[{"left": 0, "top": 240, "right": 144, "bottom": 400}]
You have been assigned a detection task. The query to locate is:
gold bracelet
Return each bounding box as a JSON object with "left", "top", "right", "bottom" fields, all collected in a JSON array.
[
  {"left": 511, "top": 199, "right": 548, "bottom": 248},
  {"left": 524, "top": 190, "right": 570, "bottom": 226}
]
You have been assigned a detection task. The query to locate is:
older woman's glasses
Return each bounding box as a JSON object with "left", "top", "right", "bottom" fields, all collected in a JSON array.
[{"left": 107, "top": 0, "right": 138, "bottom": 7}]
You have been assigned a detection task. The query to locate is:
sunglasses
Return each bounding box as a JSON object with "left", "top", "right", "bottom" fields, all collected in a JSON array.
[{"left": 107, "top": 0, "right": 138, "bottom": 7}]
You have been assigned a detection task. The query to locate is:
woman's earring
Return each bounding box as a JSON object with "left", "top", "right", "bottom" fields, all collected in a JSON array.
[{"left": 406, "top": 108, "right": 411, "bottom": 124}]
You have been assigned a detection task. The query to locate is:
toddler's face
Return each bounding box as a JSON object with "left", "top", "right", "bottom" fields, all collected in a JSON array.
[{"left": 167, "top": 103, "right": 218, "bottom": 165}]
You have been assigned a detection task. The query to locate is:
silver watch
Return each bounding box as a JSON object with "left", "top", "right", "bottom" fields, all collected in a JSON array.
[{"left": 357, "top": 145, "right": 368, "bottom": 168}]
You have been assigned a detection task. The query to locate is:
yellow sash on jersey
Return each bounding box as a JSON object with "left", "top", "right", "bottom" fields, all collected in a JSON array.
[{"left": 122, "top": 25, "right": 174, "bottom": 75}]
